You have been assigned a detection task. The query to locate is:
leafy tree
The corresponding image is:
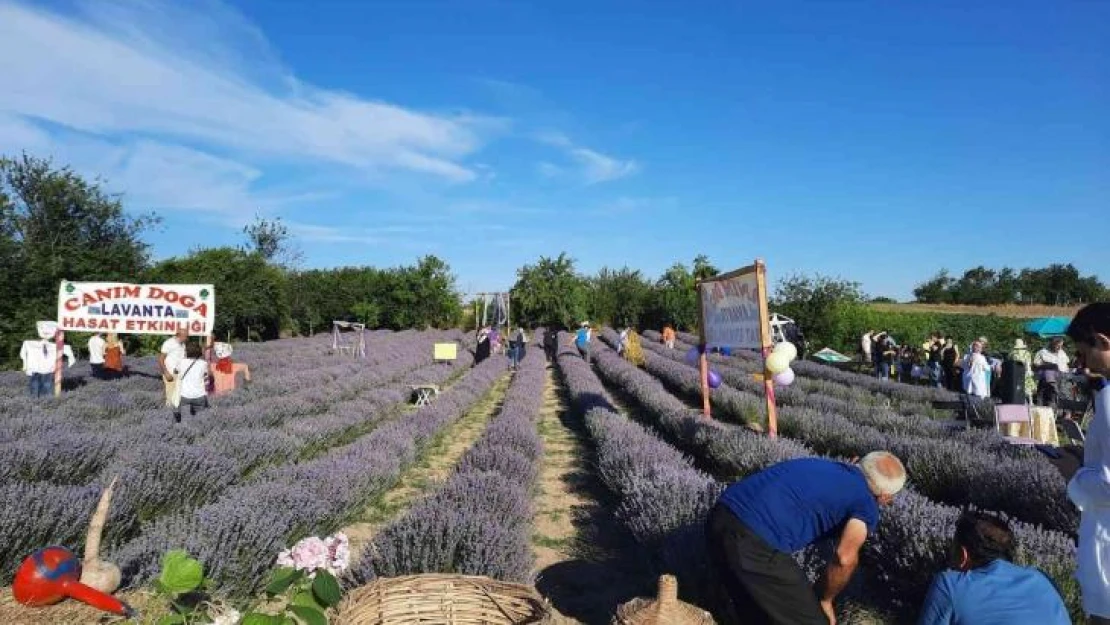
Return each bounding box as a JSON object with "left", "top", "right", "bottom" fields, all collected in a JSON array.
[
  {"left": 589, "top": 267, "right": 652, "bottom": 328},
  {"left": 511, "top": 253, "right": 589, "bottom": 329},
  {"left": 772, "top": 274, "right": 866, "bottom": 350},
  {"left": 644, "top": 262, "right": 698, "bottom": 331},
  {"left": 915, "top": 263, "right": 1105, "bottom": 306},
  {"left": 0, "top": 154, "right": 158, "bottom": 365},
  {"left": 913, "top": 270, "right": 956, "bottom": 303},
  {"left": 145, "top": 248, "right": 289, "bottom": 341},
  {"left": 242, "top": 215, "right": 302, "bottom": 267}
]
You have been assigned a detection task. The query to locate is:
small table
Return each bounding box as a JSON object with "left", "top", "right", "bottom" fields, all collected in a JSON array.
[
  {"left": 1005, "top": 406, "right": 1059, "bottom": 446},
  {"left": 411, "top": 385, "right": 439, "bottom": 406}
]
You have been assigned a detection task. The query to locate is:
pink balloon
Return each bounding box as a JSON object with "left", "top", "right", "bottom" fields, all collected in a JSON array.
[{"left": 772, "top": 368, "right": 795, "bottom": 386}]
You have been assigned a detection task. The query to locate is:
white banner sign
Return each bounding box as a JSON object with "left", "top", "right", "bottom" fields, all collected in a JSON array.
[
  {"left": 699, "top": 271, "right": 762, "bottom": 349},
  {"left": 57, "top": 282, "right": 215, "bottom": 335}
]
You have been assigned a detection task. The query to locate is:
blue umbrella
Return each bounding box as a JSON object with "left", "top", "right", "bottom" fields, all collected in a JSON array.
[{"left": 1023, "top": 316, "right": 1071, "bottom": 338}]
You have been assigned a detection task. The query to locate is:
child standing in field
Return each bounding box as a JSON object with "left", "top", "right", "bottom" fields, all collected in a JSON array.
[
  {"left": 209, "top": 342, "right": 251, "bottom": 395},
  {"left": 662, "top": 325, "right": 676, "bottom": 349},
  {"left": 172, "top": 341, "right": 210, "bottom": 423}
]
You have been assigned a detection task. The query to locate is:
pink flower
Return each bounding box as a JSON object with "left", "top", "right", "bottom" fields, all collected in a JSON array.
[
  {"left": 324, "top": 533, "right": 350, "bottom": 575},
  {"left": 275, "top": 533, "right": 350, "bottom": 576}
]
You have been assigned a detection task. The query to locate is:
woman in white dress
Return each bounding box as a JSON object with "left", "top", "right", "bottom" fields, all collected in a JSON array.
[{"left": 962, "top": 341, "right": 991, "bottom": 398}]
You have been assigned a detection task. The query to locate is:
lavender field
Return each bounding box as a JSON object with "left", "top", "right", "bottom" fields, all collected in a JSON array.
[{"left": 0, "top": 326, "right": 1084, "bottom": 624}]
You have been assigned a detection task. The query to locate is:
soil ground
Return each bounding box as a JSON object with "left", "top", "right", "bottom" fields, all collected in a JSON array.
[
  {"left": 531, "top": 362, "right": 656, "bottom": 625},
  {"left": 343, "top": 372, "right": 511, "bottom": 562}
]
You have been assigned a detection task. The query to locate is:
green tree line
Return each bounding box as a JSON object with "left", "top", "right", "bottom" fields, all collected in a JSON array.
[
  {"left": 0, "top": 154, "right": 460, "bottom": 366},
  {"left": 913, "top": 265, "right": 1105, "bottom": 306}
]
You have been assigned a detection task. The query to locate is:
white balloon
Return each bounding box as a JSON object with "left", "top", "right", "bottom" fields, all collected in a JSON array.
[
  {"left": 773, "top": 341, "right": 798, "bottom": 362},
  {"left": 766, "top": 351, "right": 791, "bottom": 375}
]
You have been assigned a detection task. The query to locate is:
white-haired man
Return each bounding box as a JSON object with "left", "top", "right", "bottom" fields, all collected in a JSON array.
[{"left": 707, "top": 451, "right": 907, "bottom": 625}]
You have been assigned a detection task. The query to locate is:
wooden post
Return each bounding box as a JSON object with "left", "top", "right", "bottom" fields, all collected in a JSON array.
[
  {"left": 53, "top": 330, "right": 64, "bottom": 397},
  {"left": 755, "top": 259, "right": 778, "bottom": 437},
  {"left": 695, "top": 278, "right": 712, "bottom": 417}
]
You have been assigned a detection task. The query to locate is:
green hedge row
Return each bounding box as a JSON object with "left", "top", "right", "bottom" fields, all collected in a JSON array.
[{"left": 825, "top": 307, "right": 1030, "bottom": 355}]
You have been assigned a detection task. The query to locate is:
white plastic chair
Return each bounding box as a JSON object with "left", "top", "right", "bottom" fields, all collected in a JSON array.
[{"left": 994, "top": 404, "right": 1038, "bottom": 445}]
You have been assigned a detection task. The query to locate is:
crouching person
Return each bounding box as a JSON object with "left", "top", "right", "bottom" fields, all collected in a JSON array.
[
  {"left": 918, "top": 511, "right": 1069, "bottom": 624},
  {"left": 706, "top": 451, "right": 906, "bottom": 624}
]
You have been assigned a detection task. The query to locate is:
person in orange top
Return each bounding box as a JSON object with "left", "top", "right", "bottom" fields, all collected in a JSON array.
[
  {"left": 103, "top": 333, "right": 126, "bottom": 379},
  {"left": 662, "top": 325, "right": 676, "bottom": 349},
  {"left": 209, "top": 342, "right": 251, "bottom": 395}
]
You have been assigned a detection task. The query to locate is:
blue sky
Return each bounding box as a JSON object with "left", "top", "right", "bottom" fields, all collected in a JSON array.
[{"left": 1, "top": 0, "right": 1106, "bottom": 300}]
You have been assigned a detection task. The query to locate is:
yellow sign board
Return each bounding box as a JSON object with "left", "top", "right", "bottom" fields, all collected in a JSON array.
[{"left": 434, "top": 343, "right": 457, "bottom": 361}]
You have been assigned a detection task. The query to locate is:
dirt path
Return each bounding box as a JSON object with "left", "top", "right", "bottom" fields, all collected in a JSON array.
[
  {"left": 531, "top": 364, "right": 655, "bottom": 625},
  {"left": 343, "top": 372, "right": 511, "bottom": 562}
]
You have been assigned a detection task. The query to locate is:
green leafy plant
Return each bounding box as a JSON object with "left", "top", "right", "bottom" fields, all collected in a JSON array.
[
  {"left": 241, "top": 566, "right": 342, "bottom": 625},
  {"left": 152, "top": 550, "right": 215, "bottom": 625}
]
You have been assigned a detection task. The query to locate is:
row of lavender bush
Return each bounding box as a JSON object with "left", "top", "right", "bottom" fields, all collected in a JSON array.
[
  {"left": 355, "top": 342, "right": 547, "bottom": 583},
  {"left": 620, "top": 332, "right": 1077, "bottom": 535},
  {"left": 0, "top": 332, "right": 472, "bottom": 581},
  {"left": 108, "top": 353, "right": 508, "bottom": 597},
  {"left": 1, "top": 331, "right": 462, "bottom": 485},
  {"left": 1, "top": 333, "right": 470, "bottom": 534},
  {"left": 0, "top": 355, "right": 470, "bottom": 583},
  {"left": 578, "top": 338, "right": 1081, "bottom": 620}
]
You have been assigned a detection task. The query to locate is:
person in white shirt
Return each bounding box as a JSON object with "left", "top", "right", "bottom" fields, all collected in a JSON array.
[
  {"left": 1064, "top": 304, "right": 1110, "bottom": 624},
  {"left": 861, "top": 330, "right": 873, "bottom": 365},
  {"left": 158, "top": 328, "right": 189, "bottom": 407},
  {"left": 1034, "top": 337, "right": 1071, "bottom": 405},
  {"left": 962, "top": 341, "right": 991, "bottom": 399},
  {"left": 87, "top": 332, "right": 106, "bottom": 379},
  {"left": 19, "top": 322, "right": 76, "bottom": 398},
  {"left": 171, "top": 340, "right": 210, "bottom": 423}
]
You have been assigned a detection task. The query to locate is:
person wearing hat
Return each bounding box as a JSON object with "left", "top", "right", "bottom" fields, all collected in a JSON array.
[
  {"left": 574, "top": 321, "right": 592, "bottom": 363},
  {"left": 210, "top": 342, "right": 251, "bottom": 395},
  {"left": 19, "top": 321, "right": 76, "bottom": 398},
  {"left": 1009, "top": 339, "right": 1035, "bottom": 400}
]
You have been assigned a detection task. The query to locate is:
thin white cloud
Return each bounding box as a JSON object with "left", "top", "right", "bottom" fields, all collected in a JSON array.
[
  {"left": 569, "top": 147, "right": 640, "bottom": 184},
  {"left": 537, "top": 162, "right": 564, "bottom": 178},
  {"left": 535, "top": 131, "right": 638, "bottom": 184},
  {"left": 0, "top": 0, "right": 494, "bottom": 191}
]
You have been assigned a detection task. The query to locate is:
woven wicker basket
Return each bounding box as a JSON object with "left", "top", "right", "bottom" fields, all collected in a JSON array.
[
  {"left": 334, "top": 574, "right": 553, "bottom": 625},
  {"left": 611, "top": 575, "right": 715, "bottom": 625}
]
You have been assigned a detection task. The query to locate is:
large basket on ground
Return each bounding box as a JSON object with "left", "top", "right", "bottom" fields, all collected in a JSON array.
[
  {"left": 611, "top": 575, "right": 715, "bottom": 625},
  {"left": 335, "top": 574, "right": 553, "bottom": 625}
]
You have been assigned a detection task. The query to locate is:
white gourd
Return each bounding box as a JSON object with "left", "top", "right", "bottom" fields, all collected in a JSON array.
[{"left": 79, "top": 476, "right": 122, "bottom": 594}]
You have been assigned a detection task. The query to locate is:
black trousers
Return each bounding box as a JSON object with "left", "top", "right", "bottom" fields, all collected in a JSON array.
[{"left": 706, "top": 503, "right": 828, "bottom": 625}]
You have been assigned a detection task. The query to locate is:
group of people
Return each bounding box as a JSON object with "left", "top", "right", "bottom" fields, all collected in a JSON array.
[
  {"left": 474, "top": 325, "right": 528, "bottom": 369},
  {"left": 157, "top": 328, "right": 252, "bottom": 422},
  {"left": 861, "top": 329, "right": 1082, "bottom": 404},
  {"left": 723, "top": 302, "right": 1110, "bottom": 624}
]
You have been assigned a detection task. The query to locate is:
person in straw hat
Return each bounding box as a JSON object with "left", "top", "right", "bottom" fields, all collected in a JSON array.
[
  {"left": 706, "top": 452, "right": 907, "bottom": 624},
  {"left": 209, "top": 341, "right": 251, "bottom": 395},
  {"left": 1008, "top": 338, "right": 1035, "bottom": 400}
]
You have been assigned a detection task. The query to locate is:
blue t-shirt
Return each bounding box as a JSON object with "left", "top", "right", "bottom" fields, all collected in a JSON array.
[
  {"left": 718, "top": 458, "right": 880, "bottom": 553},
  {"left": 575, "top": 328, "right": 589, "bottom": 348},
  {"left": 917, "top": 560, "right": 1069, "bottom": 625}
]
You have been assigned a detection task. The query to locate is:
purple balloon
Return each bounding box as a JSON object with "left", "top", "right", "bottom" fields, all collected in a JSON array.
[
  {"left": 772, "top": 367, "right": 795, "bottom": 386},
  {"left": 707, "top": 369, "right": 722, "bottom": 389},
  {"left": 685, "top": 346, "right": 700, "bottom": 366}
]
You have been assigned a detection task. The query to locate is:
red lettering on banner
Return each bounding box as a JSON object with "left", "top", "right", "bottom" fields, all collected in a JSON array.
[
  {"left": 164, "top": 291, "right": 180, "bottom": 304},
  {"left": 195, "top": 302, "right": 208, "bottom": 317},
  {"left": 179, "top": 295, "right": 195, "bottom": 308},
  {"left": 64, "top": 298, "right": 80, "bottom": 311},
  {"left": 147, "top": 286, "right": 164, "bottom": 300}
]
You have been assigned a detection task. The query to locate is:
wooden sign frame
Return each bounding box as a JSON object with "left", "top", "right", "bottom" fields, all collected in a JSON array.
[{"left": 695, "top": 258, "right": 778, "bottom": 437}]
